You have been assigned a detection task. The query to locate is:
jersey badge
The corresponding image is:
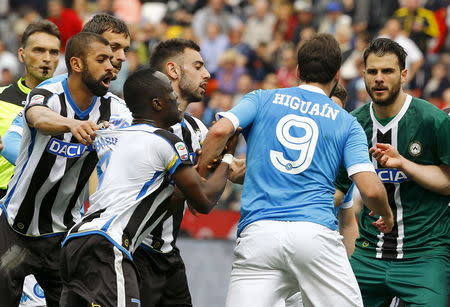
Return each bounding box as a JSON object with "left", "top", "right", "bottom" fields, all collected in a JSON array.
[
  {"left": 175, "top": 142, "right": 189, "bottom": 161},
  {"left": 408, "top": 141, "right": 422, "bottom": 157},
  {"left": 29, "top": 94, "right": 45, "bottom": 106}
]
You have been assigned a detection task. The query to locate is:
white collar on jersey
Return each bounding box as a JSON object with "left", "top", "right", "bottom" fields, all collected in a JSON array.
[{"left": 298, "top": 84, "right": 327, "bottom": 96}]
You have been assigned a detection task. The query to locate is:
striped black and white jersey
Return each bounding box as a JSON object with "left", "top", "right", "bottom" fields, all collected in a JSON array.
[
  {"left": 140, "top": 114, "right": 208, "bottom": 253},
  {"left": 63, "top": 124, "right": 193, "bottom": 259},
  {"left": 0, "top": 79, "right": 132, "bottom": 237}
]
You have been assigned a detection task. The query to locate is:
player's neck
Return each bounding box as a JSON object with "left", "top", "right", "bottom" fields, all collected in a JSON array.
[
  {"left": 67, "top": 76, "right": 95, "bottom": 111},
  {"left": 300, "top": 81, "right": 334, "bottom": 97},
  {"left": 372, "top": 91, "right": 407, "bottom": 119}
]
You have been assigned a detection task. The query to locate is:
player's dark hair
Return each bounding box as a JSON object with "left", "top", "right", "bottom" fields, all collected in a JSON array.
[
  {"left": 331, "top": 83, "right": 348, "bottom": 107},
  {"left": 363, "top": 38, "right": 407, "bottom": 70},
  {"left": 82, "top": 13, "right": 130, "bottom": 38},
  {"left": 123, "top": 68, "right": 167, "bottom": 116},
  {"left": 21, "top": 20, "right": 60, "bottom": 48},
  {"left": 297, "top": 33, "right": 341, "bottom": 84},
  {"left": 149, "top": 38, "right": 200, "bottom": 72},
  {"left": 65, "top": 32, "right": 110, "bottom": 74}
]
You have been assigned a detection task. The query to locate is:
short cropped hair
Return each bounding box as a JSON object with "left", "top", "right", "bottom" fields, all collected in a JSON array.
[
  {"left": 363, "top": 38, "right": 407, "bottom": 70},
  {"left": 123, "top": 68, "right": 168, "bottom": 116},
  {"left": 331, "top": 83, "right": 348, "bottom": 107},
  {"left": 297, "top": 33, "right": 341, "bottom": 84},
  {"left": 82, "top": 13, "right": 130, "bottom": 38},
  {"left": 65, "top": 32, "right": 109, "bottom": 74},
  {"left": 149, "top": 38, "right": 200, "bottom": 72},
  {"left": 21, "top": 20, "right": 60, "bottom": 48}
]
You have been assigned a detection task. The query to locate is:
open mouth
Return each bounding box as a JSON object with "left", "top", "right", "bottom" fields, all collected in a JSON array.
[
  {"left": 373, "top": 87, "right": 387, "bottom": 94},
  {"left": 199, "top": 82, "right": 208, "bottom": 92},
  {"left": 40, "top": 66, "right": 50, "bottom": 75},
  {"left": 101, "top": 76, "right": 112, "bottom": 88}
]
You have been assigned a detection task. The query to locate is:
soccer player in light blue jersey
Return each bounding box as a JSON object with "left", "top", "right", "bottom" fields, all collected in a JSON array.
[{"left": 198, "top": 34, "right": 394, "bottom": 307}]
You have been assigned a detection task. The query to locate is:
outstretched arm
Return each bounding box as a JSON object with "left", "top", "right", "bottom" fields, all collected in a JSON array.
[
  {"left": 197, "top": 118, "right": 236, "bottom": 177},
  {"left": 26, "top": 106, "right": 102, "bottom": 145},
  {"left": 371, "top": 143, "right": 450, "bottom": 196}
]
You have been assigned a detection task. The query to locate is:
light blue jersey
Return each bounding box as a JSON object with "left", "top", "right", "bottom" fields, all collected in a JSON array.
[
  {"left": 37, "top": 73, "right": 67, "bottom": 87},
  {"left": 221, "top": 85, "right": 373, "bottom": 235}
]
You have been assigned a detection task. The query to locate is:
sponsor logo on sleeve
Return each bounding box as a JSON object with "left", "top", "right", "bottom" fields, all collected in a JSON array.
[
  {"left": 175, "top": 142, "right": 189, "bottom": 161},
  {"left": 28, "top": 94, "right": 45, "bottom": 106},
  {"left": 46, "top": 138, "right": 93, "bottom": 158}
]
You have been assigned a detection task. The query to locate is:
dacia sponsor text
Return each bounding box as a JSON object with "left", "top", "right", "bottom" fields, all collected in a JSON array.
[
  {"left": 46, "top": 138, "right": 93, "bottom": 158},
  {"left": 376, "top": 168, "right": 409, "bottom": 183}
]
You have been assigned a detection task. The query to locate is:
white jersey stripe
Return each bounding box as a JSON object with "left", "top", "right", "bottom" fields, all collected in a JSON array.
[{"left": 114, "top": 246, "right": 126, "bottom": 307}]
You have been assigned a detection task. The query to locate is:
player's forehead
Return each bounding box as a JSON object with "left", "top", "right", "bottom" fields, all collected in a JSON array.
[
  {"left": 365, "top": 53, "right": 400, "bottom": 70},
  {"left": 182, "top": 48, "right": 204, "bottom": 65},
  {"left": 86, "top": 41, "right": 113, "bottom": 58}
]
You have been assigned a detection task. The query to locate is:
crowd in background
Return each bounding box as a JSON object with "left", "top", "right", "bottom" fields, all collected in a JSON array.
[{"left": 1, "top": 0, "right": 449, "bottom": 210}]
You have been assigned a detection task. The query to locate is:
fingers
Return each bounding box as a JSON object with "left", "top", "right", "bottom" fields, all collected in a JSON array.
[
  {"left": 375, "top": 143, "right": 391, "bottom": 150},
  {"left": 71, "top": 121, "right": 100, "bottom": 145}
]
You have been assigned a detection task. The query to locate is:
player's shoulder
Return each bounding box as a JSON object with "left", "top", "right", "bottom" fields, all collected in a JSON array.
[
  {"left": 184, "top": 113, "right": 207, "bottom": 131},
  {"left": 104, "top": 92, "right": 127, "bottom": 107},
  {"left": 409, "top": 97, "right": 449, "bottom": 124},
  {"left": 350, "top": 102, "right": 371, "bottom": 118}
]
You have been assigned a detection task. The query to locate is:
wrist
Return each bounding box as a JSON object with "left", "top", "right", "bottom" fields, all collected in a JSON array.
[{"left": 221, "top": 153, "right": 234, "bottom": 165}]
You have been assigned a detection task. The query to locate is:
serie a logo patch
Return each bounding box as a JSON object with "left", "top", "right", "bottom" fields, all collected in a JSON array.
[{"left": 175, "top": 141, "right": 189, "bottom": 161}]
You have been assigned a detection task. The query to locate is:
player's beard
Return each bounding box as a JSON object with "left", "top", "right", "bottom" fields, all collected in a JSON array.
[
  {"left": 366, "top": 78, "right": 402, "bottom": 106},
  {"left": 178, "top": 68, "right": 203, "bottom": 103},
  {"left": 82, "top": 68, "right": 112, "bottom": 97}
]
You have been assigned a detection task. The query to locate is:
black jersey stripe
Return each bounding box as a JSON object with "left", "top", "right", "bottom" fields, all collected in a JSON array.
[
  {"left": 123, "top": 181, "right": 171, "bottom": 249},
  {"left": 181, "top": 124, "right": 194, "bottom": 153},
  {"left": 12, "top": 141, "right": 60, "bottom": 234},
  {"left": 37, "top": 94, "right": 69, "bottom": 234},
  {"left": 70, "top": 208, "right": 107, "bottom": 233},
  {"left": 63, "top": 150, "right": 99, "bottom": 229},
  {"left": 376, "top": 128, "right": 399, "bottom": 259}
]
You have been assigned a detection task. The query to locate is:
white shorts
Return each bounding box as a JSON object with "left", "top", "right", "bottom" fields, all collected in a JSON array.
[
  {"left": 19, "top": 275, "right": 46, "bottom": 306},
  {"left": 226, "top": 220, "right": 363, "bottom": 307}
]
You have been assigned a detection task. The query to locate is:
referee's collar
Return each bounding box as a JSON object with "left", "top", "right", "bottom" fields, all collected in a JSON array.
[{"left": 298, "top": 84, "right": 326, "bottom": 96}]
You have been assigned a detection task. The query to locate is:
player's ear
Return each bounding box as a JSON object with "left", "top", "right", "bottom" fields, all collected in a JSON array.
[
  {"left": 166, "top": 62, "right": 179, "bottom": 80},
  {"left": 152, "top": 97, "right": 163, "bottom": 111},
  {"left": 70, "top": 57, "right": 84, "bottom": 73}
]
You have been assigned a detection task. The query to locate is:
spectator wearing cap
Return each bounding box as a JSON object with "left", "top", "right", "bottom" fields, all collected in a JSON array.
[
  {"left": 292, "top": 0, "right": 317, "bottom": 46},
  {"left": 242, "top": 0, "right": 276, "bottom": 49},
  {"left": 318, "top": 1, "right": 351, "bottom": 35}
]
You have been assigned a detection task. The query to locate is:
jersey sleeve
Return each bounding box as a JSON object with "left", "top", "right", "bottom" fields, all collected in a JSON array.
[
  {"left": 343, "top": 117, "right": 375, "bottom": 177},
  {"left": 1, "top": 112, "right": 25, "bottom": 165},
  {"left": 153, "top": 130, "right": 193, "bottom": 175},
  {"left": 216, "top": 90, "right": 260, "bottom": 131},
  {"left": 340, "top": 184, "right": 354, "bottom": 209},
  {"left": 24, "top": 88, "right": 58, "bottom": 114},
  {"left": 436, "top": 115, "right": 450, "bottom": 165}
]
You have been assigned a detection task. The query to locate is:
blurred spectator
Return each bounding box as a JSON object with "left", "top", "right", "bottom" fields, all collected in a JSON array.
[
  {"left": 202, "top": 89, "right": 233, "bottom": 126},
  {"left": 0, "top": 40, "right": 20, "bottom": 83},
  {"left": 113, "top": 0, "right": 142, "bottom": 25},
  {"left": 296, "top": 26, "right": 316, "bottom": 49},
  {"left": 353, "top": 78, "right": 371, "bottom": 109},
  {"left": 13, "top": 6, "right": 41, "bottom": 47},
  {"left": 292, "top": 0, "right": 316, "bottom": 46},
  {"left": 0, "top": 69, "right": 13, "bottom": 86},
  {"left": 442, "top": 88, "right": 450, "bottom": 109},
  {"left": 380, "top": 18, "right": 424, "bottom": 85},
  {"left": 352, "top": 0, "right": 399, "bottom": 36},
  {"left": 93, "top": 0, "right": 114, "bottom": 16},
  {"left": 261, "top": 72, "right": 279, "bottom": 89},
  {"left": 216, "top": 48, "right": 247, "bottom": 95},
  {"left": 247, "top": 42, "right": 275, "bottom": 83},
  {"left": 395, "top": 0, "right": 440, "bottom": 54},
  {"left": 318, "top": 1, "right": 351, "bottom": 35},
  {"left": 232, "top": 73, "right": 255, "bottom": 106},
  {"left": 47, "top": 0, "right": 82, "bottom": 53},
  {"left": 192, "top": 0, "right": 241, "bottom": 39},
  {"left": 422, "top": 61, "right": 450, "bottom": 107},
  {"left": 227, "top": 26, "right": 255, "bottom": 66},
  {"left": 273, "top": 1, "right": 298, "bottom": 42},
  {"left": 341, "top": 31, "right": 371, "bottom": 81},
  {"left": 242, "top": 0, "right": 276, "bottom": 49},
  {"left": 276, "top": 46, "right": 298, "bottom": 88},
  {"left": 200, "top": 21, "right": 229, "bottom": 76},
  {"left": 335, "top": 23, "right": 353, "bottom": 62}
]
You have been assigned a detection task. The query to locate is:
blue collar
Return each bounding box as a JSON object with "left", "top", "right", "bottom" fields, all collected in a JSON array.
[{"left": 62, "top": 79, "right": 97, "bottom": 119}]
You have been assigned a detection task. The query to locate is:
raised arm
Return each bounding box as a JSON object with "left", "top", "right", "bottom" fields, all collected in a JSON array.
[
  {"left": 370, "top": 143, "right": 450, "bottom": 196},
  {"left": 197, "top": 118, "right": 236, "bottom": 177}
]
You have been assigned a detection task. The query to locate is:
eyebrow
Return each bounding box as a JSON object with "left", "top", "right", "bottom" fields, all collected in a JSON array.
[{"left": 193, "top": 60, "right": 204, "bottom": 66}]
